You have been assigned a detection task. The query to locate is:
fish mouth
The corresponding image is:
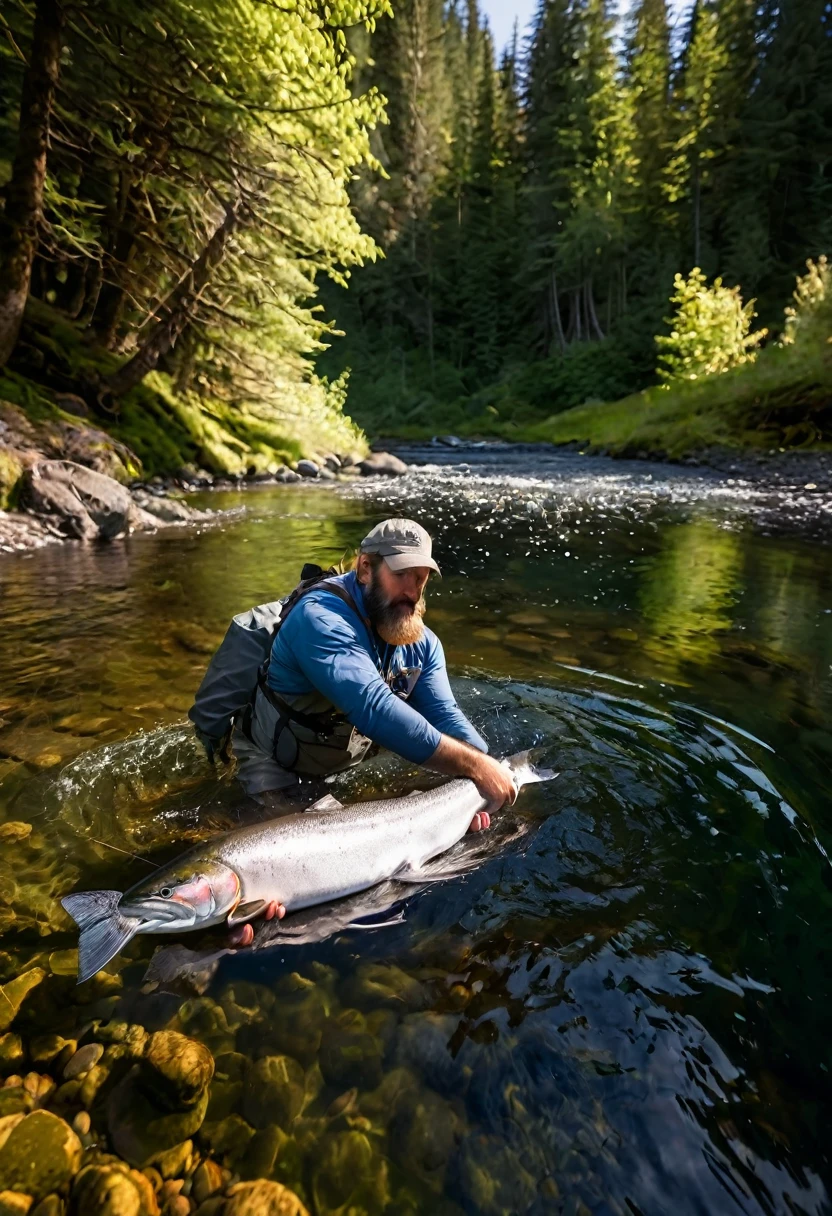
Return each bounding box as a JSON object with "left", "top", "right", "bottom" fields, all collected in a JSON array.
[{"left": 119, "top": 896, "right": 197, "bottom": 929}]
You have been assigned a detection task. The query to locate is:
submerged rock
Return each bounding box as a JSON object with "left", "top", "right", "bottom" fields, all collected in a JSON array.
[
  {"left": 106, "top": 1034, "right": 213, "bottom": 1167},
  {"left": 222, "top": 1179, "right": 309, "bottom": 1216},
  {"left": 388, "top": 1088, "right": 463, "bottom": 1190},
  {"left": 0, "top": 1040, "right": 24, "bottom": 1079},
  {"left": 311, "top": 1130, "right": 389, "bottom": 1216},
  {"left": 0, "top": 1192, "right": 33, "bottom": 1215},
  {"left": 0, "top": 1111, "right": 82, "bottom": 1201},
  {"left": 70, "top": 1161, "right": 160, "bottom": 1216},
  {"left": 340, "top": 962, "right": 426, "bottom": 1012},
  {"left": 318, "top": 1011, "right": 383, "bottom": 1091},
  {"left": 141, "top": 1032, "right": 214, "bottom": 1110},
  {"left": 451, "top": 1132, "right": 538, "bottom": 1216},
  {"left": 241, "top": 1057, "right": 304, "bottom": 1131},
  {"left": 0, "top": 973, "right": 46, "bottom": 1034}
]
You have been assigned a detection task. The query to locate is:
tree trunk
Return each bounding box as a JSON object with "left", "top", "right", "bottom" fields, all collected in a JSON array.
[
  {"left": 550, "top": 268, "right": 566, "bottom": 353},
  {"left": 107, "top": 200, "right": 240, "bottom": 397},
  {"left": 0, "top": 0, "right": 64, "bottom": 367},
  {"left": 587, "top": 277, "right": 605, "bottom": 342}
]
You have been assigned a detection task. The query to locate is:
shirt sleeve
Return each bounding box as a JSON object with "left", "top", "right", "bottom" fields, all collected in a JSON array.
[
  {"left": 285, "top": 599, "right": 443, "bottom": 765},
  {"left": 407, "top": 634, "right": 489, "bottom": 753}
]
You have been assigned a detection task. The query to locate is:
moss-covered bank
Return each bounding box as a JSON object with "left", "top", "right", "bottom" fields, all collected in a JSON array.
[{"left": 1, "top": 302, "right": 366, "bottom": 485}]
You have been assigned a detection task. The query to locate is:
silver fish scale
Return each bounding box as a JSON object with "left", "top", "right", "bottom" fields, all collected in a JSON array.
[{"left": 203, "top": 777, "right": 486, "bottom": 911}]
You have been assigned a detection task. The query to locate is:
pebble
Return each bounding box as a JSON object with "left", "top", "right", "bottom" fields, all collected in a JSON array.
[
  {"left": 62, "top": 1042, "right": 103, "bottom": 1080},
  {"left": 71, "top": 1111, "right": 90, "bottom": 1136},
  {"left": 166, "top": 1198, "right": 190, "bottom": 1216}
]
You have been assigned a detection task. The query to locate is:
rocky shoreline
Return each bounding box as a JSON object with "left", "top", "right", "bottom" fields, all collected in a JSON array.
[{"left": 0, "top": 394, "right": 410, "bottom": 558}]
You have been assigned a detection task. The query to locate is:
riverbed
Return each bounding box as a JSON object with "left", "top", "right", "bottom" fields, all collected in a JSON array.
[{"left": 1, "top": 444, "right": 831, "bottom": 1214}]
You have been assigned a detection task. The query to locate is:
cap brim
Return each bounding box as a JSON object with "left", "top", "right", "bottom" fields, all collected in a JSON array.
[{"left": 384, "top": 552, "right": 441, "bottom": 575}]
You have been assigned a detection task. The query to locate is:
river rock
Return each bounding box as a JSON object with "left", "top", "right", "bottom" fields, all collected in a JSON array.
[
  {"left": 322, "top": 454, "right": 341, "bottom": 471},
  {"left": 241, "top": 1057, "right": 304, "bottom": 1131},
  {"left": 29, "top": 1197, "right": 64, "bottom": 1216},
  {"left": 191, "top": 1160, "right": 223, "bottom": 1205},
  {"left": 0, "top": 1093, "right": 32, "bottom": 1120},
  {"left": 340, "top": 962, "right": 426, "bottom": 1012},
  {"left": 0, "top": 971, "right": 46, "bottom": 1033},
  {"left": 130, "top": 494, "right": 198, "bottom": 525},
  {"left": 318, "top": 1011, "right": 383, "bottom": 1091},
  {"left": 25, "top": 461, "right": 134, "bottom": 541},
  {"left": 0, "top": 1192, "right": 33, "bottom": 1215},
  {"left": 388, "top": 1088, "right": 462, "bottom": 1190},
  {"left": 311, "top": 1130, "right": 388, "bottom": 1216},
  {"left": 0, "top": 825, "right": 31, "bottom": 845},
  {"left": 71, "top": 1161, "right": 160, "bottom": 1216},
  {"left": 223, "top": 1180, "right": 309, "bottom": 1216},
  {"left": 141, "top": 1032, "right": 214, "bottom": 1110},
  {"left": 63, "top": 1043, "right": 103, "bottom": 1081},
  {"left": 394, "top": 1013, "right": 464, "bottom": 1095},
  {"left": 295, "top": 461, "right": 318, "bottom": 479},
  {"left": 107, "top": 1068, "right": 209, "bottom": 1167},
  {"left": 357, "top": 452, "right": 407, "bottom": 477},
  {"left": 0, "top": 1040, "right": 24, "bottom": 1079},
  {"left": 0, "top": 1111, "right": 82, "bottom": 1201},
  {"left": 199, "top": 1115, "right": 255, "bottom": 1163},
  {"left": 450, "top": 1132, "right": 537, "bottom": 1216}
]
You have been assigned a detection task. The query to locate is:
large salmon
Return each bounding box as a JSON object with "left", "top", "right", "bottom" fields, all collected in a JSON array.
[{"left": 61, "top": 750, "right": 555, "bottom": 983}]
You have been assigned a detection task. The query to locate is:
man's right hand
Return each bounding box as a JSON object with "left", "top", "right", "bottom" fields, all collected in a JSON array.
[
  {"left": 426, "top": 736, "right": 518, "bottom": 813},
  {"left": 470, "top": 753, "right": 518, "bottom": 812}
]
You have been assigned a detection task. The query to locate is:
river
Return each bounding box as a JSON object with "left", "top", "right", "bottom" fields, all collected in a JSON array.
[{"left": 1, "top": 444, "right": 831, "bottom": 1214}]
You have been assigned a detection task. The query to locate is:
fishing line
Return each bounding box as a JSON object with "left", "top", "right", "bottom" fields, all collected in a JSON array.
[{"left": 88, "top": 837, "right": 161, "bottom": 869}]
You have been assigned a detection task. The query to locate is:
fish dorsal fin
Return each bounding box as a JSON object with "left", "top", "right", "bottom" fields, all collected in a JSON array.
[{"left": 307, "top": 793, "right": 344, "bottom": 812}]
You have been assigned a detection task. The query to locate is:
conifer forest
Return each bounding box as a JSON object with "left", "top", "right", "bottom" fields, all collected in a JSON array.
[{"left": 1, "top": 0, "right": 831, "bottom": 463}]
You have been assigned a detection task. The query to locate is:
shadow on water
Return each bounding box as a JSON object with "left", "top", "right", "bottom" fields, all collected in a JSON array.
[{"left": 1, "top": 448, "right": 831, "bottom": 1214}]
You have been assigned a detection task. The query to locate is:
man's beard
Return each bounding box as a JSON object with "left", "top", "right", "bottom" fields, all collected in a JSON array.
[{"left": 365, "top": 576, "right": 426, "bottom": 646}]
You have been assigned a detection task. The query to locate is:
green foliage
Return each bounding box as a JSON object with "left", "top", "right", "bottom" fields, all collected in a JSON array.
[
  {"left": 656, "top": 268, "right": 766, "bottom": 384},
  {"left": 782, "top": 257, "right": 832, "bottom": 349}
]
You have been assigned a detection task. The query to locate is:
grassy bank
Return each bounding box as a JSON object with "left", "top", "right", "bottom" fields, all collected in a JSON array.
[
  {"left": 518, "top": 334, "right": 832, "bottom": 457},
  {"left": 0, "top": 301, "right": 365, "bottom": 488}
]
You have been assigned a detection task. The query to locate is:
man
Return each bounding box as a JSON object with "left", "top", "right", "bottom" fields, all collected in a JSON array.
[{"left": 229, "top": 517, "right": 517, "bottom": 940}]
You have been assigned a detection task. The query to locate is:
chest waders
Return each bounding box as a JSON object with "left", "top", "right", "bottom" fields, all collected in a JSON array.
[{"left": 239, "top": 579, "right": 422, "bottom": 778}]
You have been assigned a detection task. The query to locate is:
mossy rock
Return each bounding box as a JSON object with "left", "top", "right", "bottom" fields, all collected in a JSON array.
[
  {"left": 0, "top": 451, "right": 24, "bottom": 512},
  {"left": 311, "top": 1130, "right": 389, "bottom": 1216},
  {"left": 71, "top": 1161, "right": 159, "bottom": 1216},
  {"left": 318, "top": 1010, "right": 383, "bottom": 1092},
  {"left": 106, "top": 1068, "right": 209, "bottom": 1167},
  {"left": 0, "top": 1111, "right": 82, "bottom": 1201},
  {"left": 140, "top": 1031, "right": 213, "bottom": 1110},
  {"left": 0, "top": 971, "right": 46, "bottom": 1034},
  {"left": 240, "top": 1056, "right": 304, "bottom": 1131},
  {"left": 223, "top": 1180, "right": 309, "bottom": 1216}
]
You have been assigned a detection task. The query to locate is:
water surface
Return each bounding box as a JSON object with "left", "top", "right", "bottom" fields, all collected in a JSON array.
[{"left": 1, "top": 446, "right": 830, "bottom": 1214}]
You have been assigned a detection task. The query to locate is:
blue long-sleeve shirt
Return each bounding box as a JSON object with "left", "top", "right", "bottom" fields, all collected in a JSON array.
[{"left": 267, "top": 570, "right": 487, "bottom": 765}]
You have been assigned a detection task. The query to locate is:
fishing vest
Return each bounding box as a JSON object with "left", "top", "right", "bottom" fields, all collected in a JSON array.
[{"left": 189, "top": 567, "right": 422, "bottom": 778}]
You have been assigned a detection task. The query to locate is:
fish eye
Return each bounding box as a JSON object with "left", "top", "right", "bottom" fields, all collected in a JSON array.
[{"left": 159, "top": 887, "right": 173, "bottom": 898}]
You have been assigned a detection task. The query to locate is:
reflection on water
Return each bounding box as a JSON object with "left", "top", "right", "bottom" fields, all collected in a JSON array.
[{"left": 1, "top": 449, "right": 832, "bottom": 1214}]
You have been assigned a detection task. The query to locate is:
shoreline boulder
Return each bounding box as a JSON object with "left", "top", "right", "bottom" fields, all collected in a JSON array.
[{"left": 358, "top": 452, "right": 407, "bottom": 477}]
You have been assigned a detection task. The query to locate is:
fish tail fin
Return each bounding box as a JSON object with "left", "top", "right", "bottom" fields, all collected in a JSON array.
[
  {"left": 505, "top": 749, "right": 558, "bottom": 787},
  {"left": 60, "top": 890, "right": 141, "bottom": 984}
]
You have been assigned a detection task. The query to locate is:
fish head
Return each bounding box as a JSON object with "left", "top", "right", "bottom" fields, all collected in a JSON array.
[{"left": 119, "top": 857, "right": 241, "bottom": 933}]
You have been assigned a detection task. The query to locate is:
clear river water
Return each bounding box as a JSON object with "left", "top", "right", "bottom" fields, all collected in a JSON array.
[{"left": 1, "top": 443, "right": 831, "bottom": 1215}]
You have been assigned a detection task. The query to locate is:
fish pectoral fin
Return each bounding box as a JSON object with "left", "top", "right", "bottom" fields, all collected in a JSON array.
[
  {"left": 306, "top": 793, "right": 344, "bottom": 812},
  {"left": 345, "top": 911, "right": 407, "bottom": 931},
  {"left": 394, "top": 853, "right": 483, "bottom": 884},
  {"left": 227, "top": 899, "right": 269, "bottom": 927}
]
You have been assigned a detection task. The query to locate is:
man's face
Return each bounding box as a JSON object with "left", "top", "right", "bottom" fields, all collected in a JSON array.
[{"left": 359, "top": 556, "right": 430, "bottom": 646}]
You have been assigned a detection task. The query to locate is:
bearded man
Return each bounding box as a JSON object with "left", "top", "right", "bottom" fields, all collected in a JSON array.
[{"left": 232, "top": 517, "right": 516, "bottom": 845}]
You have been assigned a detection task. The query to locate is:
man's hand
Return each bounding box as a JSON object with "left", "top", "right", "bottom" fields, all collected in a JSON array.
[
  {"left": 228, "top": 900, "right": 285, "bottom": 947},
  {"left": 425, "top": 736, "right": 518, "bottom": 816},
  {"left": 469, "top": 753, "right": 518, "bottom": 812}
]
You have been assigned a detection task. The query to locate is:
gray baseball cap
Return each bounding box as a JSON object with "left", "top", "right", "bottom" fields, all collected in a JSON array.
[{"left": 359, "top": 518, "right": 440, "bottom": 574}]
